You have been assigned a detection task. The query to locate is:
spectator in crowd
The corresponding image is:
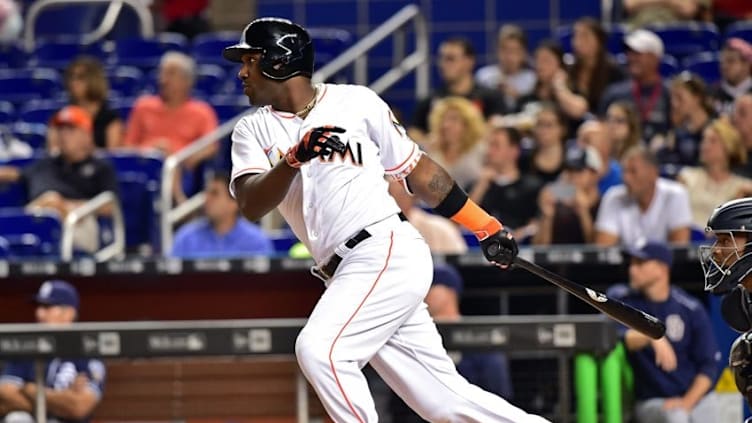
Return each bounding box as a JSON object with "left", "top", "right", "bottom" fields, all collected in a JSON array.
[
  {"left": 48, "top": 56, "right": 123, "bottom": 151},
  {"left": 713, "top": 38, "right": 752, "bottom": 116},
  {"left": 423, "top": 96, "right": 487, "bottom": 188},
  {"left": 577, "top": 119, "right": 623, "bottom": 194},
  {"left": 623, "top": 0, "right": 711, "bottom": 28},
  {"left": 608, "top": 241, "right": 720, "bottom": 423},
  {"left": 0, "top": 106, "right": 119, "bottom": 253},
  {"left": 534, "top": 145, "right": 602, "bottom": 245},
  {"left": 475, "top": 24, "right": 537, "bottom": 112},
  {"left": 595, "top": 146, "right": 692, "bottom": 246},
  {"left": 388, "top": 181, "right": 467, "bottom": 255},
  {"left": 606, "top": 101, "right": 643, "bottom": 160},
  {"left": 469, "top": 125, "right": 542, "bottom": 240},
  {"left": 409, "top": 37, "right": 505, "bottom": 143},
  {"left": 125, "top": 51, "right": 218, "bottom": 164},
  {"left": 389, "top": 265, "right": 514, "bottom": 422},
  {"left": 171, "top": 172, "right": 274, "bottom": 258},
  {"left": 125, "top": 51, "right": 219, "bottom": 202},
  {"left": 678, "top": 117, "right": 752, "bottom": 230},
  {"left": 655, "top": 72, "right": 715, "bottom": 167},
  {"left": 0, "top": 280, "right": 106, "bottom": 422},
  {"left": 568, "top": 17, "right": 626, "bottom": 113},
  {"left": 152, "top": 0, "right": 210, "bottom": 40},
  {"left": 522, "top": 103, "right": 568, "bottom": 184},
  {"left": 733, "top": 94, "right": 752, "bottom": 177},
  {"left": 516, "top": 40, "right": 589, "bottom": 129},
  {"left": 600, "top": 30, "right": 672, "bottom": 144}
]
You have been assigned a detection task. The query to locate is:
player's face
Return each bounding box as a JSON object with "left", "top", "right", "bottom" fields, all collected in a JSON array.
[
  {"left": 711, "top": 232, "right": 746, "bottom": 269},
  {"left": 36, "top": 304, "right": 75, "bottom": 325},
  {"left": 721, "top": 49, "right": 750, "bottom": 85},
  {"left": 238, "top": 52, "right": 277, "bottom": 106},
  {"left": 628, "top": 258, "right": 665, "bottom": 291},
  {"left": 424, "top": 285, "right": 459, "bottom": 320}
]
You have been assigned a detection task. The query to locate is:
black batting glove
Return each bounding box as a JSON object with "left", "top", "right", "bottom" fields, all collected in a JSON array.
[
  {"left": 286, "top": 126, "right": 347, "bottom": 168},
  {"left": 479, "top": 228, "right": 518, "bottom": 268}
]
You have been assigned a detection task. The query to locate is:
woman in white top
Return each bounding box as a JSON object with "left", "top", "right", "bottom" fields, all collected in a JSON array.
[
  {"left": 424, "top": 96, "right": 487, "bottom": 188},
  {"left": 678, "top": 117, "right": 752, "bottom": 230}
]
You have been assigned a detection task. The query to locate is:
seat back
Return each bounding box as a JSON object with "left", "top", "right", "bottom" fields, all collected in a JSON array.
[
  {"left": 114, "top": 34, "right": 188, "bottom": 69},
  {"left": 651, "top": 23, "right": 720, "bottom": 61},
  {"left": 106, "top": 66, "right": 145, "bottom": 98},
  {"left": 683, "top": 52, "right": 721, "bottom": 85},
  {"left": 10, "top": 122, "right": 47, "bottom": 151},
  {"left": 31, "top": 38, "right": 108, "bottom": 70},
  {"left": 0, "top": 209, "right": 62, "bottom": 258},
  {"left": 0, "top": 69, "right": 61, "bottom": 107}
]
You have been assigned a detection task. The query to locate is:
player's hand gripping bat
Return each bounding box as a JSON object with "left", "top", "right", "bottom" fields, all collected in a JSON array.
[{"left": 286, "top": 126, "right": 347, "bottom": 168}]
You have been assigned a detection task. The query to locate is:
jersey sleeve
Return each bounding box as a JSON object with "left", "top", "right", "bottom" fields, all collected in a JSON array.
[
  {"left": 365, "top": 90, "right": 423, "bottom": 181},
  {"left": 81, "top": 359, "right": 106, "bottom": 399},
  {"left": 229, "top": 116, "right": 273, "bottom": 198},
  {"left": 594, "top": 187, "right": 621, "bottom": 237}
]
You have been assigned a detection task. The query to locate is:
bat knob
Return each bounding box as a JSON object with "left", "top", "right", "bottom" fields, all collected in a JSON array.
[{"left": 486, "top": 242, "right": 500, "bottom": 256}]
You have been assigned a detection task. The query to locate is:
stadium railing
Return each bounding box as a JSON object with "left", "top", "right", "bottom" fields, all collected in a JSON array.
[
  {"left": 60, "top": 190, "right": 125, "bottom": 262},
  {"left": 158, "top": 4, "right": 430, "bottom": 253}
]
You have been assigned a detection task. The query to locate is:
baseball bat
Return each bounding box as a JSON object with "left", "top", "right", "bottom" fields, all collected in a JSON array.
[{"left": 513, "top": 256, "right": 666, "bottom": 339}]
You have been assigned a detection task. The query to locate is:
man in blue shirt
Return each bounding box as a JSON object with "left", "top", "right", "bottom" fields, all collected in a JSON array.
[
  {"left": 0, "top": 280, "right": 106, "bottom": 423},
  {"left": 609, "top": 241, "right": 721, "bottom": 423},
  {"left": 171, "top": 172, "right": 274, "bottom": 258}
]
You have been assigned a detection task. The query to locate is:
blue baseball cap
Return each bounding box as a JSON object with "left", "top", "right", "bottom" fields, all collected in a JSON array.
[
  {"left": 33, "top": 280, "right": 79, "bottom": 309},
  {"left": 625, "top": 241, "right": 673, "bottom": 268},
  {"left": 432, "top": 264, "right": 464, "bottom": 295}
]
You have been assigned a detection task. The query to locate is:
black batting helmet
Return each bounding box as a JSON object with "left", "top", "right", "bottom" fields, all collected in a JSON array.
[
  {"left": 700, "top": 198, "right": 752, "bottom": 294},
  {"left": 223, "top": 17, "right": 314, "bottom": 81}
]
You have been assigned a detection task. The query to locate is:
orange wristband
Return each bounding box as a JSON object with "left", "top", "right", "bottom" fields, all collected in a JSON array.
[{"left": 450, "top": 200, "right": 503, "bottom": 240}]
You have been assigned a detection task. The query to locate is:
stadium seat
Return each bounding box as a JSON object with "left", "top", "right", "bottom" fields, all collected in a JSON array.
[
  {"left": 106, "top": 151, "right": 163, "bottom": 250},
  {"left": 0, "top": 69, "right": 60, "bottom": 106},
  {"left": 683, "top": 52, "right": 721, "bottom": 85},
  {"left": 30, "top": 38, "right": 108, "bottom": 69},
  {"left": 0, "top": 208, "right": 62, "bottom": 258},
  {"left": 724, "top": 21, "right": 752, "bottom": 43},
  {"left": 308, "top": 28, "right": 353, "bottom": 68},
  {"left": 0, "top": 101, "right": 15, "bottom": 124},
  {"left": 0, "top": 43, "right": 27, "bottom": 68},
  {"left": 210, "top": 95, "right": 253, "bottom": 123},
  {"left": 110, "top": 97, "right": 137, "bottom": 120},
  {"left": 113, "top": 33, "right": 189, "bottom": 69},
  {"left": 192, "top": 32, "right": 240, "bottom": 67},
  {"left": 0, "top": 155, "right": 35, "bottom": 207},
  {"left": 650, "top": 23, "right": 720, "bottom": 61},
  {"left": 11, "top": 122, "right": 47, "bottom": 151},
  {"left": 615, "top": 54, "right": 679, "bottom": 78},
  {"left": 106, "top": 66, "right": 144, "bottom": 98},
  {"left": 18, "top": 100, "right": 62, "bottom": 125},
  {"left": 195, "top": 65, "right": 228, "bottom": 97}
]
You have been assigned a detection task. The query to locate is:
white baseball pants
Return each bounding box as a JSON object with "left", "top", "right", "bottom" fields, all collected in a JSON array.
[{"left": 296, "top": 219, "right": 549, "bottom": 423}]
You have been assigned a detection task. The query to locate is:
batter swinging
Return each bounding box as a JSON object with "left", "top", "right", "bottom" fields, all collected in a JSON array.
[{"left": 225, "top": 17, "right": 549, "bottom": 423}]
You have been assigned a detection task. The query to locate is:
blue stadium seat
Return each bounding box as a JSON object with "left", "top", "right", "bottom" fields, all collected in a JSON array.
[
  {"left": 19, "top": 100, "right": 61, "bottom": 125},
  {"left": 650, "top": 23, "right": 720, "bottom": 61},
  {"left": 0, "top": 101, "right": 15, "bottom": 124},
  {"left": 110, "top": 97, "right": 137, "bottom": 120},
  {"left": 105, "top": 151, "right": 163, "bottom": 250},
  {"left": 114, "top": 33, "right": 189, "bottom": 69},
  {"left": 0, "top": 209, "right": 62, "bottom": 258},
  {"left": 11, "top": 122, "right": 47, "bottom": 151},
  {"left": 195, "top": 64, "right": 228, "bottom": 97},
  {"left": 615, "top": 54, "right": 679, "bottom": 78},
  {"left": 192, "top": 32, "right": 240, "bottom": 67},
  {"left": 31, "top": 38, "right": 108, "bottom": 69},
  {"left": 106, "top": 66, "right": 144, "bottom": 98},
  {"left": 724, "top": 21, "right": 752, "bottom": 43},
  {"left": 683, "top": 52, "right": 721, "bottom": 85},
  {"left": 0, "top": 69, "right": 60, "bottom": 106},
  {"left": 269, "top": 230, "right": 298, "bottom": 254},
  {"left": 308, "top": 28, "right": 353, "bottom": 68},
  {"left": 0, "top": 44, "right": 27, "bottom": 68},
  {"left": 0, "top": 155, "right": 35, "bottom": 207},
  {"left": 210, "top": 95, "right": 253, "bottom": 122}
]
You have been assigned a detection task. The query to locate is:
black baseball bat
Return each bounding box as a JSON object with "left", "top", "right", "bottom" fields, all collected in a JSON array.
[{"left": 513, "top": 256, "right": 666, "bottom": 339}]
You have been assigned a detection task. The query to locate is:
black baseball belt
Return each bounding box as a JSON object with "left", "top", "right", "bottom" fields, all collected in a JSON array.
[{"left": 312, "top": 212, "right": 408, "bottom": 281}]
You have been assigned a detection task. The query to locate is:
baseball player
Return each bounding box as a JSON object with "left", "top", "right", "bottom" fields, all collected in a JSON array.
[{"left": 224, "top": 18, "right": 548, "bottom": 423}]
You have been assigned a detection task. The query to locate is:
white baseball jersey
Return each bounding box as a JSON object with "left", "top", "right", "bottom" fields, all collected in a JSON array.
[{"left": 229, "top": 83, "right": 423, "bottom": 264}]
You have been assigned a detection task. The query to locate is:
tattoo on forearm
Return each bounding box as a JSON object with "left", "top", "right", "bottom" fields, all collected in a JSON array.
[{"left": 427, "top": 171, "right": 453, "bottom": 202}]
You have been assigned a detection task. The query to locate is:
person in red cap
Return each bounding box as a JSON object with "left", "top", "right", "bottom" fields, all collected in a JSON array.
[
  {"left": 0, "top": 105, "right": 119, "bottom": 252},
  {"left": 713, "top": 38, "right": 752, "bottom": 116}
]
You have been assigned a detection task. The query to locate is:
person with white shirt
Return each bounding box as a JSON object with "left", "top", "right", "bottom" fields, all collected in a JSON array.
[{"left": 595, "top": 145, "right": 692, "bottom": 246}]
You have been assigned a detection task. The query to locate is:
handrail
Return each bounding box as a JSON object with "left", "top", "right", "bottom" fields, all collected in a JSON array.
[
  {"left": 60, "top": 191, "right": 125, "bottom": 262},
  {"left": 24, "top": 0, "right": 154, "bottom": 51},
  {"left": 312, "top": 4, "right": 429, "bottom": 98},
  {"left": 80, "top": 0, "right": 123, "bottom": 45},
  {"left": 159, "top": 5, "right": 429, "bottom": 253},
  {"left": 159, "top": 114, "right": 247, "bottom": 252}
]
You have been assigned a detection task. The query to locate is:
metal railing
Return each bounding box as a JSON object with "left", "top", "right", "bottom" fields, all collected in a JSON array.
[
  {"left": 158, "top": 4, "right": 430, "bottom": 253},
  {"left": 23, "top": 0, "right": 154, "bottom": 51},
  {"left": 61, "top": 191, "right": 125, "bottom": 262}
]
